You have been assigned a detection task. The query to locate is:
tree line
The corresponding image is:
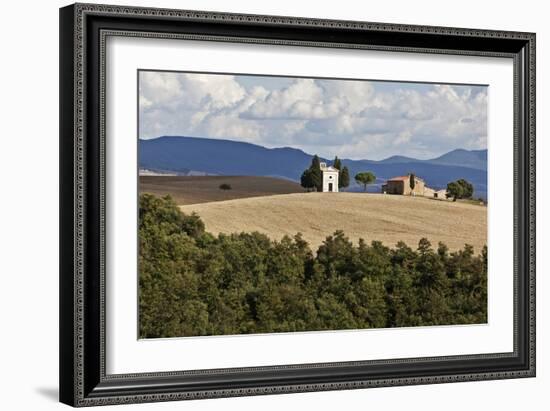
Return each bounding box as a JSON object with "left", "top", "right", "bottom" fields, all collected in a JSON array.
[{"left": 139, "top": 194, "right": 487, "bottom": 338}]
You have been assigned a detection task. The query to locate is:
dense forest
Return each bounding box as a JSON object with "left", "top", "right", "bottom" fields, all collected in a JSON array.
[{"left": 139, "top": 194, "right": 487, "bottom": 338}]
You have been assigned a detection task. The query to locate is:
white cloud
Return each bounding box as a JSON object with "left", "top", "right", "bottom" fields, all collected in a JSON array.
[
  {"left": 393, "top": 130, "right": 413, "bottom": 146},
  {"left": 201, "top": 114, "right": 262, "bottom": 141},
  {"left": 140, "top": 71, "right": 246, "bottom": 111},
  {"left": 320, "top": 79, "right": 374, "bottom": 114},
  {"left": 139, "top": 71, "right": 487, "bottom": 160},
  {"left": 242, "top": 79, "right": 326, "bottom": 119}
]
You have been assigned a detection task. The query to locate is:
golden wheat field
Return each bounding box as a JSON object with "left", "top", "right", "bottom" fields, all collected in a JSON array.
[{"left": 179, "top": 192, "right": 487, "bottom": 253}]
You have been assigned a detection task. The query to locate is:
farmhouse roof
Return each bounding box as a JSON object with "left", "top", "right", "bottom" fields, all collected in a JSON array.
[
  {"left": 387, "top": 175, "right": 424, "bottom": 182},
  {"left": 387, "top": 176, "right": 409, "bottom": 182}
]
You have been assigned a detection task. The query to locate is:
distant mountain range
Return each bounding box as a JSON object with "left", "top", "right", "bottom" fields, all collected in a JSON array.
[
  {"left": 377, "top": 149, "right": 487, "bottom": 171},
  {"left": 139, "top": 136, "right": 488, "bottom": 199}
]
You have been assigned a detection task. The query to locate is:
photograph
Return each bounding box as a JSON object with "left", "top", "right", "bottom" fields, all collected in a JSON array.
[
  {"left": 138, "top": 70, "right": 489, "bottom": 339},
  {"left": 56, "top": 2, "right": 536, "bottom": 407}
]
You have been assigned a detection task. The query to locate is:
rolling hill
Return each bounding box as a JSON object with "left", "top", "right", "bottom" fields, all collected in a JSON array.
[
  {"left": 139, "top": 136, "right": 488, "bottom": 199},
  {"left": 180, "top": 192, "right": 487, "bottom": 252}
]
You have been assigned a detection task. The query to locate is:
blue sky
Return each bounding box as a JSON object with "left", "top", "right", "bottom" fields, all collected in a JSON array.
[{"left": 139, "top": 71, "right": 487, "bottom": 160}]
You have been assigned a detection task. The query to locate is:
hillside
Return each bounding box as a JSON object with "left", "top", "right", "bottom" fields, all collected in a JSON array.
[
  {"left": 139, "top": 136, "right": 488, "bottom": 199},
  {"left": 179, "top": 192, "right": 487, "bottom": 253},
  {"left": 140, "top": 175, "right": 304, "bottom": 205}
]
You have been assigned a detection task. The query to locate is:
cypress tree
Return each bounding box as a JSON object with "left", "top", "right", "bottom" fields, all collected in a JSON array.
[
  {"left": 310, "top": 155, "right": 323, "bottom": 192},
  {"left": 409, "top": 173, "right": 416, "bottom": 194},
  {"left": 340, "top": 166, "right": 350, "bottom": 189},
  {"left": 300, "top": 169, "right": 314, "bottom": 191}
]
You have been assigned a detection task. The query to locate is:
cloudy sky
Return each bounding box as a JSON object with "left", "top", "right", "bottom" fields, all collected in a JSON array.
[{"left": 139, "top": 70, "right": 487, "bottom": 160}]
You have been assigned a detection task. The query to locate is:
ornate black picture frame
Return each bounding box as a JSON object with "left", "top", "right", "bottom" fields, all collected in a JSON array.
[{"left": 59, "top": 3, "right": 535, "bottom": 407}]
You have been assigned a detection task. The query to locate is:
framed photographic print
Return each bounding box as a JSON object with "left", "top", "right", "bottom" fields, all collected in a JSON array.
[{"left": 59, "top": 3, "right": 536, "bottom": 407}]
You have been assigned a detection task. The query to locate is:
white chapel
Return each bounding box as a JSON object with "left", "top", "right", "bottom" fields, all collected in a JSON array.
[{"left": 320, "top": 162, "right": 339, "bottom": 192}]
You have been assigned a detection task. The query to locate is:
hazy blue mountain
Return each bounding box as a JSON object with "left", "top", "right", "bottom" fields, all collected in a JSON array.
[
  {"left": 376, "top": 155, "right": 422, "bottom": 164},
  {"left": 140, "top": 136, "right": 312, "bottom": 180},
  {"left": 139, "top": 136, "right": 487, "bottom": 198},
  {"left": 428, "top": 148, "right": 487, "bottom": 170}
]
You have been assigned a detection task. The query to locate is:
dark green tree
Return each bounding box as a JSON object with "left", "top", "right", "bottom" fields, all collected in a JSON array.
[
  {"left": 310, "top": 155, "right": 323, "bottom": 192},
  {"left": 446, "top": 179, "right": 473, "bottom": 201},
  {"left": 301, "top": 155, "right": 323, "bottom": 192},
  {"left": 340, "top": 166, "right": 350, "bottom": 190},
  {"left": 457, "top": 179, "right": 474, "bottom": 198},
  {"left": 409, "top": 173, "right": 416, "bottom": 194},
  {"left": 446, "top": 181, "right": 463, "bottom": 201},
  {"left": 300, "top": 169, "right": 315, "bottom": 192},
  {"left": 355, "top": 171, "right": 376, "bottom": 192},
  {"left": 331, "top": 156, "right": 349, "bottom": 190}
]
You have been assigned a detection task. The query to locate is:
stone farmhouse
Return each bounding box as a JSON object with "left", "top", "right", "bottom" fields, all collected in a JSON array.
[
  {"left": 320, "top": 162, "right": 339, "bottom": 192},
  {"left": 382, "top": 174, "right": 447, "bottom": 199}
]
